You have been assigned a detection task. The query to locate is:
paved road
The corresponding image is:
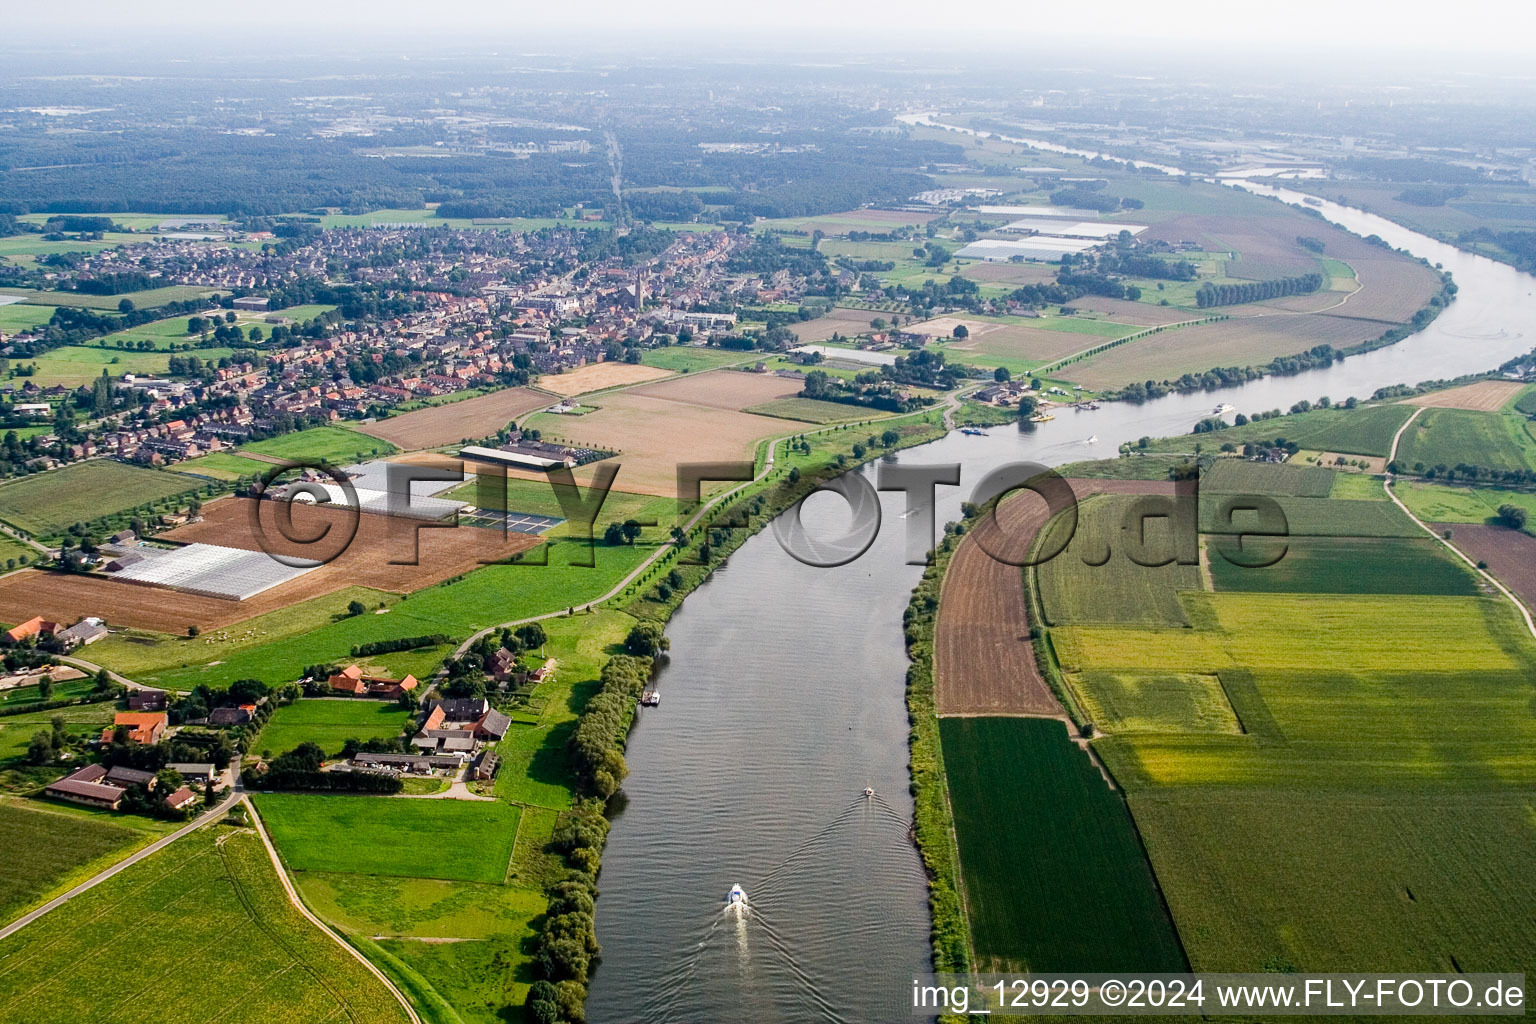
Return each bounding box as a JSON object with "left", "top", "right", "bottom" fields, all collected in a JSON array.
[{"left": 0, "top": 761, "right": 241, "bottom": 944}]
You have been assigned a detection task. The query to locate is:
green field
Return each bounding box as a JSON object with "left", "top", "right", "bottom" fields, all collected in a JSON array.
[
  {"left": 1328, "top": 471, "right": 1389, "bottom": 500},
  {"left": 0, "top": 303, "right": 58, "bottom": 333},
  {"left": 1068, "top": 671, "right": 1241, "bottom": 735},
  {"left": 1396, "top": 480, "right": 1536, "bottom": 531},
  {"left": 1056, "top": 592, "right": 1528, "bottom": 676},
  {"left": 1397, "top": 407, "right": 1536, "bottom": 474},
  {"left": 1208, "top": 536, "right": 1480, "bottom": 595},
  {"left": 940, "top": 716, "right": 1187, "bottom": 973},
  {"left": 1129, "top": 789, "right": 1536, "bottom": 973},
  {"left": 257, "top": 699, "right": 411, "bottom": 758},
  {"left": 744, "top": 397, "right": 891, "bottom": 424},
  {"left": 1202, "top": 458, "right": 1335, "bottom": 497},
  {"left": 0, "top": 284, "right": 218, "bottom": 310},
  {"left": 0, "top": 460, "right": 207, "bottom": 537},
  {"left": 254, "top": 793, "right": 521, "bottom": 884},
  {"left": 0, "top": 826, "right": 413, "bottom": 1024},
  {"left": 240, "top": 425, "right": 395, "bottom": 465},
  {"left": 0, "top": 800, "right": 150, "bottom": 922},
  {"left": 638, "top": 347, "right": 753, "bottom": 372},
  {"left": 174, "top": 451, "right": 274, "bottom": 481},
  {"left": 1035, "top": 494, "right": 1200, "bottom": 626},
  {"left": 1202, "top": 494, "right": 1421, "bottom": 538},
  {"left": 23, "top": 343, "right": 238, "bottom": 387},
  {"left": 1144, "top": 404, "right": 1415, "bottom": 458},
  {"left": 0, "top": 677, "right": 95, "bottom": 708}
]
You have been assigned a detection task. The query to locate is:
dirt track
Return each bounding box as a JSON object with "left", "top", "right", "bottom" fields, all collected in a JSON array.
[{"left": 934, "top": 478, "right": 1177, "bottom": 716}]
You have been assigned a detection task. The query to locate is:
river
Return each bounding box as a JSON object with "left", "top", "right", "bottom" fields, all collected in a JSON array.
[{"left": 585, "top": 155, "right": 1536, "bottom": 1024}]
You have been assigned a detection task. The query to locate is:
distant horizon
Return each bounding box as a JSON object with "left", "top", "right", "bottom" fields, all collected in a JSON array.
[{"left": 2, "top": 1, "right": 1534, "bottom": 63}]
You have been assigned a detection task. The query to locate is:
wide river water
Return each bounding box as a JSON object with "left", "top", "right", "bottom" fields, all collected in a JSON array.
[{"left": 585, "top": 170, "right": 1536, "bottom": 1022}]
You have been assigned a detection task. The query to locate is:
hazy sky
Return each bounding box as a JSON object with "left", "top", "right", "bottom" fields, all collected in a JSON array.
[{"left": 8, "top": 0, "right": 1536, "bottom": 55}]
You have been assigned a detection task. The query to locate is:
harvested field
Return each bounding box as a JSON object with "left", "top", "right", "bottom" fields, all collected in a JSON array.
[
  {"left": 522, "top": 392, "right": 795, "bottom": 498},
  {"left": 957, "top": 261, "right": 1057, "bottom": 286},
  {"left": 0, "top": 499, "right": 539, "bottom": 633},
  {"left": 1321, "top": 255, "right": 1444, "bottom": 324},
  {"left": 787, "top": 307, "right": 886, "bottom": 344},
  {"left": 355, "top": 387, "right": 550, "bottom": 449},
  {"left": 630, "top": 368, "right": 802, "bottom": 411},
  {"left": 1060, "top": 296, "right": 1199, "bottom": 326},
  {"left": 933, "top": 479, "right": 1177, "bottom": 716},
  {"left": 536, "top": 361, "right": 672, "bottom": 396},
  {"left": 1064, "top": 314, "right": 1382, "bottom": 391},
  {"left": 1405, "top": 380, "right": 1526, "bottom": 411},
  {"left": 944, "top": 320, "right": 1137, "bottom": 364},
  {"left": 1439, "top": 523, "right": 1536, "bottom": 610}
]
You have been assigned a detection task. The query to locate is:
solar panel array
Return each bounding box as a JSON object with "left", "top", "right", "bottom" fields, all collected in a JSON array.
[{"left": 112, "top": 543, "right": 318, "bottom": 601}]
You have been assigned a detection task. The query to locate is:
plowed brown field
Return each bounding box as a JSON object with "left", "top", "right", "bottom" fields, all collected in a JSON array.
[{"left": 934, "top": 479, "right": 1177, "bottom": 716}]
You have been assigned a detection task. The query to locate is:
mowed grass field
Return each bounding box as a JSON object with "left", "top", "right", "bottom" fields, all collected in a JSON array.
[
  {"left": 254, "top": 793, "right": 521, "bottom": 884},
  {"left": 940, "top": 717, "right": 1187, "bottom": 973},
  {"left": 1396, "top": 480, "right": 1536, "bottom": 531},
  {"left": 744, "top": 397, "right": 889, "bottom": 423},
  {"left": 1396, "top": 406, "right": 1536, "bottom": 473},
  {"left": 0, "top": 460, "right": 206, "bottom": 536},
  {"left": 0, "top": 827, "right": 413, "bottom": 1024},
  {"left": 22, "top": 343, "right": 238, "bottom": 387},
  {"left": 257, "top": 699, "right": 411, "bottom": 758},
  {"left": 240, "top": 425, "right": 394, "bottom": 465},
  {"left": 0, "top": 303, "right": 58, "bottom": 333}
]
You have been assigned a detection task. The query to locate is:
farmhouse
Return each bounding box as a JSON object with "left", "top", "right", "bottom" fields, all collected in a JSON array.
[
  {"left": 6, "top": 616, "right": 57, "bottom": 643},
  {"left": 105, "top": 765, "right": 157, "bottom": 788},
  {"left": 351, "top": 751, "right": 462, "bottom": 773},
  {"left": 56, "top": 619, "right": 108, "bottom": 647},
  {"left": 101, "top": 711, "right": 168, "bottom": 745},
  {"left": 410, "top": 697, "right": 510, "bottom": 754},
  {"left": 208, "top": 705, "right": 255, "bottom": 727},
  {"left": 167, "top": 762, "right": 216, "bottom": 782},
  {"left": 162, "top": 786, "right": 198, "bottom": 811},
  {"left": 327, "top": 664, "right": 420, "bottom": 699},
  {"left": 44, "top": 764, "right": 126, "bottom": 810},
  {"left": 128, "top": 688, "right": 169, "bottom": 711}
]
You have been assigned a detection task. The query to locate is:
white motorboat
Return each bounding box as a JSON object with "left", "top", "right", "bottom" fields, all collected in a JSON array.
[
  {"left": 1085, "top": 435, "right": 1099, "bottom": 444},
  {"left": 863, "top": 786, "right": 875, "bottom": 798},
  {"left": 726, "top": 884, "right": 747, "bottom": 909}
]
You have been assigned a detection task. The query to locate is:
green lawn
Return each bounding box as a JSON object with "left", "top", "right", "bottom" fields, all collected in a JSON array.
[
  {"left": 0, "top": 826, "right": 413, "bottom": 1024},
  {"left": 0, "top": 703, "right": 119, "bottom": 768},
  {"left": 257, "top": 699, "right": 411, "bottom": 758},
  {"left": 940, "top": 716, "right": 1187, "bottom": 973},
  {"left": 0, "top": 460, "right": 207, "bottom": 537},
  {"left": 255, "top": 794, "right": 521, "bottom": 884},
  {"left": 240, "top": 425, "right": 395, "bottom": 465}
]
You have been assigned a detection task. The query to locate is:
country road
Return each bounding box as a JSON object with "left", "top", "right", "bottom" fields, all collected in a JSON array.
[{"left": 1383, "top": 405, "right": 1536, "bottom": 640}]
